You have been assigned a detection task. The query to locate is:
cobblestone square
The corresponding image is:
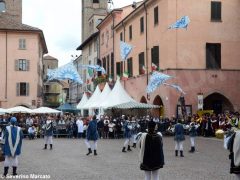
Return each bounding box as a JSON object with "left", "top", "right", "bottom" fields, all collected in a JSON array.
[{"left": 0, "top": 136, "right": 237, "bottom": 180}]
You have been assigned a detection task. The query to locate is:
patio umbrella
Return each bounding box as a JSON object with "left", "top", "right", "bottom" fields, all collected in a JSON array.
[
  {"left": 0, "top": 108, "right": 8, "bottom": 114},
  {"left": 31, "top": 107, "right": 61, "bottom": 114},
  {"left": 7, "top": 106, "right": 32, "bottom": 113}
]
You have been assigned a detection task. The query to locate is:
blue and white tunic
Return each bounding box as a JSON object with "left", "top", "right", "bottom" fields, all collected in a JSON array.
[
  {"left": 174, "top": 123, "right": 185, "bottom": 141},
  {"left": 3, "top": 125, "right": 23, "bottom": 157},
  {"left": 86, "top": 119, "right": 99, "bottom": 141},
  {"left": 44, "top": 121, "right": 54, "bottom": 136}
]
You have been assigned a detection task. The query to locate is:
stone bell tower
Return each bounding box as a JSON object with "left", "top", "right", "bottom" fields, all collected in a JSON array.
[
  {"left": 1, "top": 0, "right": 22, "bottom": 22},
  {"left": 81, "top": 0, "right": 108, "bottom": 42}
]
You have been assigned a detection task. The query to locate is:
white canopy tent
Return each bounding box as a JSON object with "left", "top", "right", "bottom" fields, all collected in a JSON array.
[
  {"left": 100, "top": 79, "right": 136, "bottom": 108},
  {"left": 31, "top": 107, "right": 61, "bottom": 114},
  {"left": 81, "top": 85, "right": 101, "bottom": 110},
  {"left": 76, "top": 92, "right": 89, "bottom": 116},
  {"left": 100, "top": 79, "right": 159, "bottom": 109},
  {"left": 7, "top": 106, "right": 32, "bottom": 113},
  {"left": 88, "top": 83, "right": 111, "bottom": 109},
  {"left": 76, "top": 92, "right": 89, "bottom": 109}
]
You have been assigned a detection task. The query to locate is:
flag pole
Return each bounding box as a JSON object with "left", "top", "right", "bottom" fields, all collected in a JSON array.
[{"left": 176, "top": 0, "right": 178, "bottom": 69}]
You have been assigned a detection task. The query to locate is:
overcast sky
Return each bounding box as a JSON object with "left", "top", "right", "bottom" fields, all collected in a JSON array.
[{"left": 22, "top": 0, "right": 142, "bottom": 66}]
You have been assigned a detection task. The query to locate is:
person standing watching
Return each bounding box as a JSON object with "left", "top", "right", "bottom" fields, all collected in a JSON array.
[{"left": 76, "top": 117, "right": 84, "bottom": 139}]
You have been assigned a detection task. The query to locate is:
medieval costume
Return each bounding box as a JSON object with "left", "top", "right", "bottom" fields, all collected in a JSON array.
[
  {"left": 3, "top": 117, "right": 23, "bottom": 176},
  {"left": 139, "top": 121, "right": 164, "bottom": 180},
  {"left": 43, "top": 116, "right": 54, "bottom": 150},
  {"left": 228, "top": 131, "right": 240, "bottom": 179},
  {"left": 188, "top": 122, "right": 198, "bottom": 153},
  {"left": 174, "top": 120, "right": 185, "bottom": 157},
  {"left": 85, "top": 115, "right": 99, "bottom": 156},
  {"left": 122, "top": 117, "right": 133, "bottom": 152}
]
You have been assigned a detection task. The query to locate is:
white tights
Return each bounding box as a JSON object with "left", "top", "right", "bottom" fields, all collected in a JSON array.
[
  {"left": 85, "top": 140, "right": 97, "bottom": 150},
  {"left": 144, "top": 170, "right": 159, "bottom": 180}
]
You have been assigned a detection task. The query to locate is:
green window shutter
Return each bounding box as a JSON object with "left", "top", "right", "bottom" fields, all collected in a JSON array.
[
  {"left": 139, "top": 52, "right": 145, "bottom": 75},
  {"left": 127, "top": 58, "right": 133, "bottom": 77},
  {"left": 15, "top": 59, "right": 19, "bottom": 71},
  {"left": 16, "top": 83, "right": 20, "bottom": 96},
  {"left": 26, "top": 83, "right": 29, "bottom": 96},
  {"left": 154, "top": 6, "right": 159, "bottom": 25}
]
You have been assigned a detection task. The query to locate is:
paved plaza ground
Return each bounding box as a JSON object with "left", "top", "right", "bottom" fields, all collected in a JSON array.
[{"left": 0, "top": 136, "right": 238, "bottom": 180}]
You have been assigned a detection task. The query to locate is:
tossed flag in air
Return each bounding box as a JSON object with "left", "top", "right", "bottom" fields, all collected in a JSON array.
[
  {"left": 120, "top": 41, "right": 133, "bottom": 61},
  {"left": 146, "top": 72, "right": 173, "bottom": 93},
  {"left": 47, "top": 69, "right": 57, "bottom": 81},
  {"left": 163, "top": 83, "right": 186, "bottom": 95},
  {"left": 47, "top": 62, "right": 83, "bottom": 84},
  {"left": 168, "top": 16, "right": 190, "bottom": 29}
]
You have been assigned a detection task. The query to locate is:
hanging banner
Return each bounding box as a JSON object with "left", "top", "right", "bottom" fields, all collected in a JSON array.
[{"left": 197, "top": 93, "right": 203, "bottom": 110}]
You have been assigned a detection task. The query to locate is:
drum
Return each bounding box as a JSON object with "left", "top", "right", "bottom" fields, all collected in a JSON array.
[{"left": 215, "top": 129, "right": 224, "bottom": 139}]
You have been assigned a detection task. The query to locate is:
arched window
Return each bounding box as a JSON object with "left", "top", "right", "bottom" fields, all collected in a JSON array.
[{"left": 0, "top": 1, "right": 6, "bottom": 13}]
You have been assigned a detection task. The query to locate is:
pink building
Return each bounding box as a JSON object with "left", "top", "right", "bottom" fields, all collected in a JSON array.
[
  {"left": 0, "top": 0, "right": 47, "bottom": 108},
  {"left": 97, "top": 2, "right": 143, "bottom": 78},
  {"left": 99, "top": 0, "right": 240, "bottom": 117}
]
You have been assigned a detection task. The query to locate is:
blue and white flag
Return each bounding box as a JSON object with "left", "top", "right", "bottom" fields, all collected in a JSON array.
[
  {"left": 120, "top": 41, "right": 133, "bottom": 61},
  {"left": 168, "top": 16, "right": 190, "bottom": 29},
  {"left": 47, "top": 69, "right": 57, "bottom": 81},
  {"left": 146, "top": 72, "right": 173, "bottom": 93},
  {"left": 47, "top": 62, "right": 83, "bottom": 84},
  {"left": 81, "top": 65, "right": 106, "bottom": 74},
  {"left": 164, "top": 83, "right": 186, "bottom": 94}
]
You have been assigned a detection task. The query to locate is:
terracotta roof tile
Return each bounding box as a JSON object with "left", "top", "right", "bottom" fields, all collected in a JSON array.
[
  {"left": 0, "top": 14, "right": 41, "bottom": 31},
  {"left": 0, "top": 14, "right": 48, "bottom": 53}
]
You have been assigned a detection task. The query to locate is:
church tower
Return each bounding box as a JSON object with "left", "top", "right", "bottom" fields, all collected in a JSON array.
[
  {"left": 0, "top": 0, "right": 22, "bottom": 22},
  {"left": 81, "top": 0, "right": 108, "bottom": 42}
]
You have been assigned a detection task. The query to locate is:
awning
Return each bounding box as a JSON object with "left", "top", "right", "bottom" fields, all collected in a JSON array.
[{"left": 110, "top": 102, "right": 160, "bottom": 109}]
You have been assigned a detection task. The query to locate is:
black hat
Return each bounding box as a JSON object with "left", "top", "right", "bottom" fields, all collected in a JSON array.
[{"left": 148, "top": 120, "right": 156, "bottom": 129}]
